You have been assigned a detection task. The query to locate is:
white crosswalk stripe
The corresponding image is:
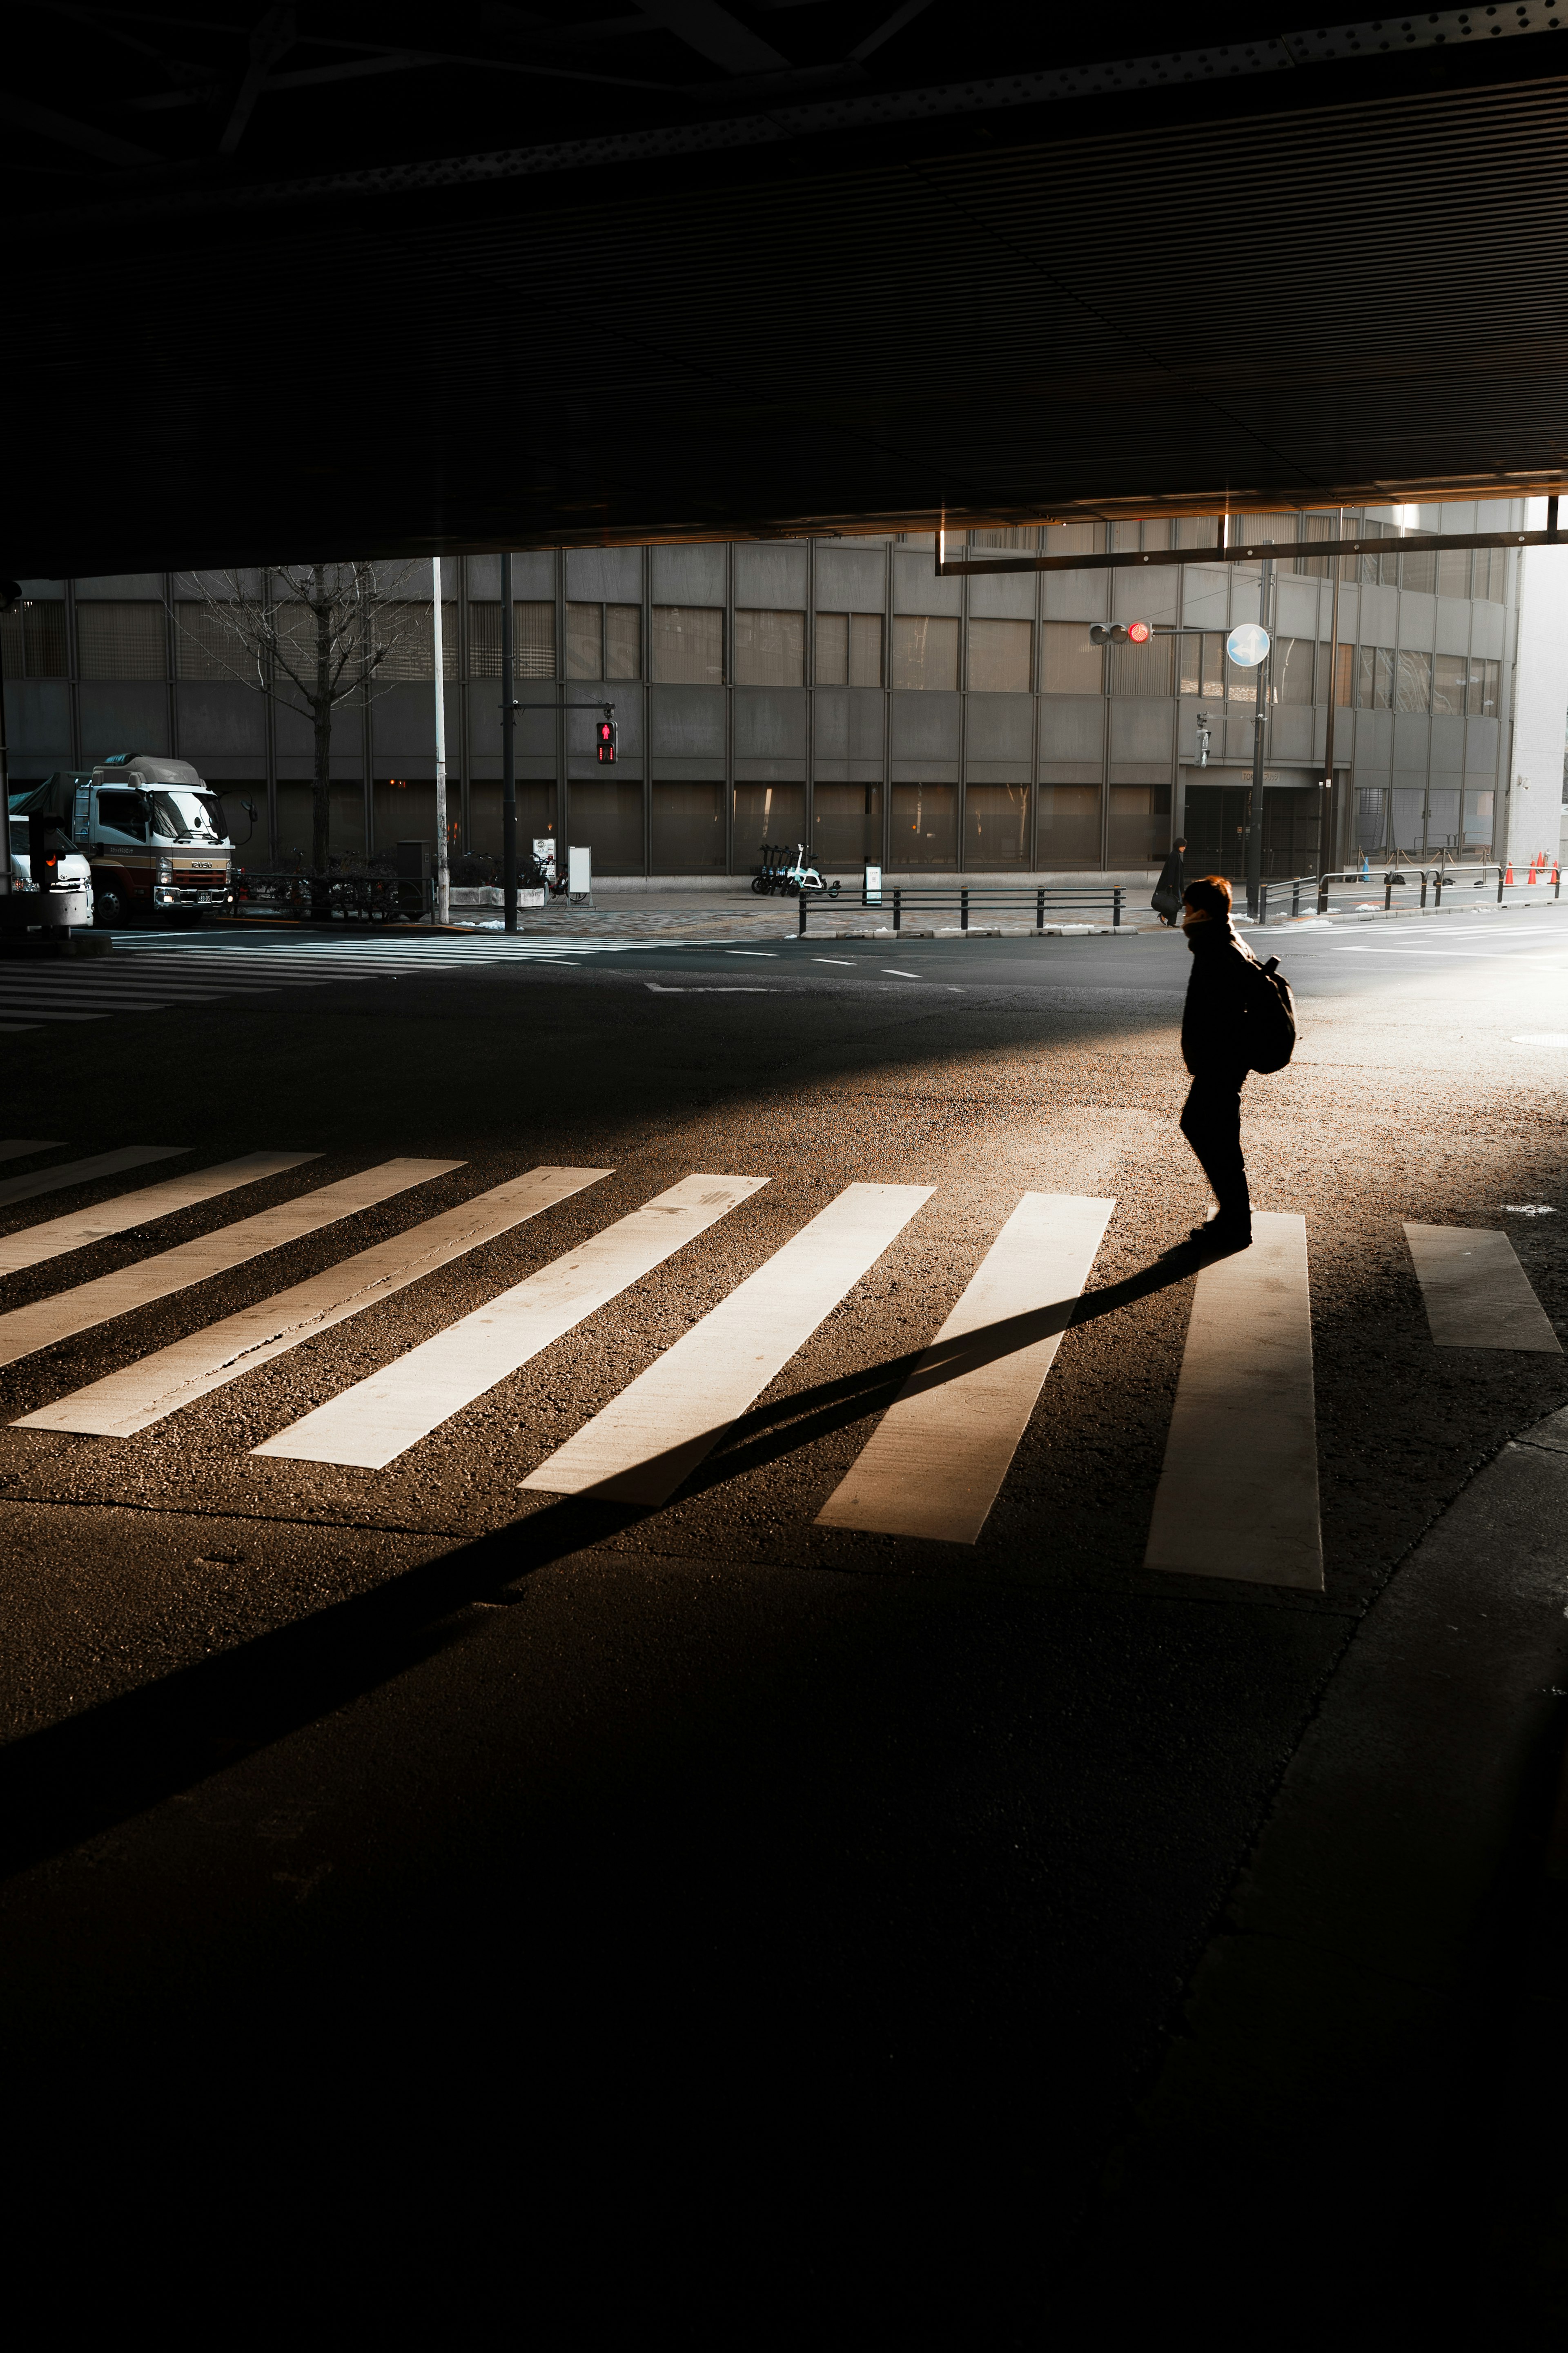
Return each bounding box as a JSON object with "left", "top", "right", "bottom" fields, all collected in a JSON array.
[
  {"left": 816, "top": 1191, "right": 1114, "bottom": 1545},
  {"left": 523, "top": 1182, "right": 934, "bottom": 1504},
  {"left": 0, "top": 1140, "right": 66, "bottom": 1167},
  {"left": 0, "top": 1158, "right": 453, "bottom": 1372},
  {"left": 1404, "top": 1223, "right": 1561, "bottom": 1352},
  {"left": 20, "top": 1166, "right": 608, "bottom": 1436},
  {"left": 254, "top": 1172, "right": 768, "bottom": 1469},
  {"left": 1143, "top": 1212, "right": 1323, "bottom": 1591},
  {"left": 0, "top": 1145, "right": 189, "bottom": 1213}
]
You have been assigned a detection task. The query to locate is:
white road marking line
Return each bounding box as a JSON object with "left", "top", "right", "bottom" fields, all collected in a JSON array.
[
  {"left": 18, "top": 1164, "right": 608, "bottom": 1436},
  {"left": 883, "top": 969, "right": 922, "bottom": 979},
  {"left": 254, "top": 1172, "right": 769, "bottom": 1470},
  {"left": 0, "top": 1006, "right": 108, "bottom": 1021},
  {"left": 645, "top": 984, "right": 769, "bottom": 993},
  {"left": 725, "top": 951, "right": 777, "bottom": 958},
  {"left": 1512, "top": 1033, "right": 1568, "bottom": 1046},
  {"left": 522, "top": 1181, "right": 934, "bottom": 1504},
  {"left": 0, "top": 1023, "right": 39, "bottom": 1032},
  {"left": 0, "top": 1142, "right": 65, "bottom": 1164},
  {"left": 0, "top": 1150, "right": 312, "bottom": 1279},
  {"left": 0, "top": 1158, "right": 455, "bottom": 1374},
  {"left": 0, "top": 1144, "right": 190, "bottom": 1217},
  {"left": 814, "top": 958, "right": 854, "bottom": 966},
  {"left": 1403, "top": 1223, "right": 1561, "bottom": 1352},
  {"left": 1144, "top": 1212, "right": 1322, "bottom": 1591},
  {"left": 815, "top": 1191, "right": 1114, "bottom": 1544}
]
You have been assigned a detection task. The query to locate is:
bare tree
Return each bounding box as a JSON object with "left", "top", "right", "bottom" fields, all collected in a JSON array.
[{"left": 172, "top": 560, "right": 423, "bottom": 883}]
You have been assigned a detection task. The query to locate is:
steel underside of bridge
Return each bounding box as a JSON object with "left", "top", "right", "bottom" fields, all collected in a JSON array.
[{"left": 5, "top": 3, "right": 1568, "bottom": 573}]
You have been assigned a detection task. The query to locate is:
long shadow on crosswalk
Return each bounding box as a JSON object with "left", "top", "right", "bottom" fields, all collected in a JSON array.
[{"left": 0, "top": 1256, "right": 1200, "bottom": 1879}]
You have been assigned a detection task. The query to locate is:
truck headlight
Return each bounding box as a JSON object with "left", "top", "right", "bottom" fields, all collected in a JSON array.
[{"left": 156, "top": 859, "right": 173, "bottom": 883}]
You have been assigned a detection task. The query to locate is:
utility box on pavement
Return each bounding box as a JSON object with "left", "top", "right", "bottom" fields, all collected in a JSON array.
[{"left": 395, "top": 839, "right": 431, "bottom": 919}]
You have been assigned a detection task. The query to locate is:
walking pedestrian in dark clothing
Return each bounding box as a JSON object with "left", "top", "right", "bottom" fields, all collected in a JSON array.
[
  {"left": 1152, "top": 837, "right": 1187, "bottom": 926},
  {"left": 1177, "top": 873, "right": 1254, "bottom": 1251}
]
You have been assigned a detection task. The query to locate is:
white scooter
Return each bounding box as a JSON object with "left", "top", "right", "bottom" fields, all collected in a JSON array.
[{"left": 781, "top": 843, "right": 840, "bottom": 899}]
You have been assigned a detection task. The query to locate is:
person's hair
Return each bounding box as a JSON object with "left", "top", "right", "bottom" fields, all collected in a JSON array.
[
  {"left": 1183, "top": 874, "right": 1232, "bottom": 919},
  {"left": 1174, "top": 836, "right": 1187, "bottom": 847}
]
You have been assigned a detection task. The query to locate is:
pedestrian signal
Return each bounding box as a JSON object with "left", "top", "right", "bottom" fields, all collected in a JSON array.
[
  {"left": 1089, "top": 621, "right": 1154, "bottom": 646},
  {"left": 596, "top": 718, "right": 617, "bottom": 764},
  {"left": 27, "top": 814, "right": 62, "bottom": 885}
]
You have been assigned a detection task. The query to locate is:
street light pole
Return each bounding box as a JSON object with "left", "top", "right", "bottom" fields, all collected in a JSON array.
[
  {"left": 431, "top": 558, "right": 449, "bottom": 927},
  {"left": 501, "top": 552, "right": 517, "bottom": 935},
  {"left": 1321, "top": 506, "right": 1343, "bottom": 868},
  {"left": 1246, "top": 555, "right": 1272, "bottom": 919}
]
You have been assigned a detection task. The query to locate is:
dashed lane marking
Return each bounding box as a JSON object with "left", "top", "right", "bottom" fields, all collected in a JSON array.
[
  {"left": 522, "top": 1182, "right": 934, "bottom": 1505},
  {"left": 254, "top": 1172, "right": 769, "bottom": 1470},
  {"left": 1403, "top": 1224, "right": 1562, "bottom": 1352},
  {"left": 18, "top": 1165, "right": 608, "bottom": 1437},
  {"left": 0, "top": 1144, "right": 192, "bottom": 1220},
  {"left": 815, "top": 1191, "right": 1115, "bottom": 1545},
  {"left": 0, "top": 1159, "right": 453, "bottom": 1373},
  {"left": 1144, "top": 1212, "right": 1323, "bottom": 1591},
  {"left": 883, "top": 969, "right": 922, "bottom": 979}
]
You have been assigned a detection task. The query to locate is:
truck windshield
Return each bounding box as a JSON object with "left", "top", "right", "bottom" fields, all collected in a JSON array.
[{"left": 144, "top": 790, "right": 229, "bottom": 845}]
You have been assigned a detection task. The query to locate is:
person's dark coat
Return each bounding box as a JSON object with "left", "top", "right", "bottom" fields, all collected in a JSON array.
[
  {"left": 1153, "top": 847, "right": 1185, "bottom": 905},
  {"left": 1180, "top": 916, "right": 1255, "bottom": 1074}
]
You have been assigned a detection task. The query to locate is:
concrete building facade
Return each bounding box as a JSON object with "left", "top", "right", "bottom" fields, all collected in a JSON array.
[{"left": 4, "top": 500, "right": 1560, "bottom": 884}]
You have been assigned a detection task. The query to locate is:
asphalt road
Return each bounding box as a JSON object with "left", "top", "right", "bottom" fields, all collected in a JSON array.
[{"left": 3, "top": 909, "right": 1566, "bottom": 2330}]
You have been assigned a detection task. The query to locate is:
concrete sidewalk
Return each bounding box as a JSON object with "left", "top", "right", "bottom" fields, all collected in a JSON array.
[{"left": 1080, "top": 1403, "right": 1568, "bottom": 2329}]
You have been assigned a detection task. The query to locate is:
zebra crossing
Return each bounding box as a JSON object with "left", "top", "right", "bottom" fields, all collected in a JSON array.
[
  {"left": 0, "top": 930, "right": 718, "bottom": 1030},
  {"left": 0, "top": 1137, "right": 1559, "bottom": 1587}
]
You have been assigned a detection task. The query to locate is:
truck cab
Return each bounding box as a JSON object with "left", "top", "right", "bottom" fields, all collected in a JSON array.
[{"left": 20, "top": 756, "right": 238, "bottom": 926}]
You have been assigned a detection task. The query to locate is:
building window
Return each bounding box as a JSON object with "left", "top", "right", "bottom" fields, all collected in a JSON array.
[
  {"left": 890, "top": 781, "right": 957, "bottom": 863},
  {"left": 733, "top": 610, "right": 804, "bottom": 687},
  {"left": 652, "top": 782, "right": 725, "bottom": 873},
  {"left": 1332, "top": 643, "right": 1354, "bottom": 706},
  {"left": 467, "top": 602, "right": 556, "bottom": 679},
  {"left": 1436, "top": 548, "right": 1471, "bottom": 598},
  {"left": 345, "top": 602, "right": 458, "bottom": 683},
  {"left": 734, "top": 781, "right": 804, "bottom": 861},
  {"left": 964, "top": 782, "right": 1030, "bottom": 866},
  {"left": 1271, "top": 637, "right": 1315, "bottom": 705},
  {"left": 1464, "top": 788, "right": 1494, "bottom": 850},
  {"left": 565, "top": 601, "right": 640, "bottom": 681},
  {"left": 969, "top": 526, "right": 1039, "bottom": 549},
  {"left": 1178, "top": 633, "right": 1229, "bottom": 700},
  {"left": 1108, "top": 633, "right": 1174, "bottom": 697},
  {"left": 568, "top": 780, "right": 644, "bottom": 873},
  {"left": 1037, "top": 784, "right": 1100, "bottom": 868},
  {"left": 1399, "top": 546, "right": 1437, "bottom": 594},
  {"left": 0, "top": 598, "right": 67, "bottom": 678},
  {"left": 814, "top": 782, "right": 881, "bottom": 868},
  {"left": 651, "top": 606, "right": 723, "bottom": 685},
  {"left": 1432, "top": 653, "right": 1468, "bottom": 717},
  {"left": 1467, "top": 657, "right": 1501, "bottom": 717},
  {"left": 1040, "top": 620, "right": 1103, "bottom": 696},
  {"left": 890, "top": 615, "right": 959, "bottom": 691},
  {"left": 815, "top": 612, "right": 882, "bottom": 687},
  {"left": 1356, "top": 646, "right": 1396, "bottom": 709},
  {"left": 967, "top": 618, "right": 1032, "bottom": 692},
  {"left": 1396, "top": 650, "right": 1433, "bottom": 713},
  {"left": 76, "top": 601, "right": 165, "bottom": 680},
  {"left": 1108, "top": 783, "right": 1171, "bottom": 867}
]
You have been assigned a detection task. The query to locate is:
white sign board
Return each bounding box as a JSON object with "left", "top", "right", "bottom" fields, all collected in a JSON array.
[
  {"left": 568, "top": 845, "right": 592, "bottom": 899},
  {"left": 864, "top": 863, "right": 882, "bottom": 906},
  {"left": 532, "top": 836, "right": 556, "bottom": 877}
]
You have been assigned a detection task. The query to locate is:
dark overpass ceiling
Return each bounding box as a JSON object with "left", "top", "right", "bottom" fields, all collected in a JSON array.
[{"left": 6, "top": 3, "right": 1568, "bottom": 573}]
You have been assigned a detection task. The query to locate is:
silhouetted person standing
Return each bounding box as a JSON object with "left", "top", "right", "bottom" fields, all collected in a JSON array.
[
  {"left": 1178, "top": 874, "right": 1253, "bottom": 1251},
  {"left": 1152, "top": 836, "right": 1187, "bottom": 926}
]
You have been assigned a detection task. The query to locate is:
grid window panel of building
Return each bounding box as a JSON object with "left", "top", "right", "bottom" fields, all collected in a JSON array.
[
  {"left": 814, "top": 781, "right": 881, "bottom": 866},
  {"left": 815, "top": 612, "right": 882, "bottom": 687},
  {"left": 1272, "top": 637, "right": 1316, "bottom": 705},
  {"left": 1469, "top": 657, "right": 1501, "bottom": 716},
  {"left": 1396, "top": 649, "right": 1433, "bottom": 713},
  {"left": 1037, "top": 783, "right": 1100, "bottom": 867},
  {"left": 969, "top": 526, "right": 1040, "bottom": 549},
  {"left": 1433, "top": 653, "right": 1468, "bottom": 716},
  {"left": 76, "top": 600, "right": 166, "bottom": 679},
  {"left": 1399, "top": 547, "right": 1438, "bottom": 593},
  {"left": 566, "top": 602, "right": 642, "bottom": 681},
  {"left": 0, "top": 598, "right": 67, "bottom": 678},
  {"left": 466, "top": 602, "right": 557, "bottom": 680},
  {"left": 1178, "top": 633, "right": 1229, "bottom": 699},
  {"left": 890, "top": 615, "right": 959, "bottom": 691},
  {"left": 363, "top": 602, "right": 459, "bottom": 682},
  {"left": 890, "top": 781, "right": 957, "bottom": 863},
  {"left": 964, "top": 781, "right": 1030, "bottom": 865},
  {"left": 1355, "top": 646, "right": 1396, "bottom": 709},
  {"left": 1107, "top": 633, "right": 1174, "bottom": 697},
  {"left": 175, "top": 602, "right": 246, "bottom": 681},
  {"left": 1040, "top": 620, "right": 1103, "bottom": 695},
  {"left": 733, "top": 609, "right": 804, "bottom": 687},
  {"left": 967, "top": 618, "right": 1032, "bottom": 692},
  {"left": 651, "top": 606, "right": 724, "bottom": 685}
]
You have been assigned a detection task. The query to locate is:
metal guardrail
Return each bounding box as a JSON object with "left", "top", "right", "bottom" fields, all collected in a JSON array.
[
  {"left": 1254, "top": 861, "right": 1563, "bottom": 923},
  {"left": 796, "top": 883, "right": 1125, "bottom": 936}
]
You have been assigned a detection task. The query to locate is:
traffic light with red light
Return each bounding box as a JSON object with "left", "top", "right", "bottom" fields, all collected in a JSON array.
[
  {"left": 596, "top": 717, "right": 617, "bottom": 764},
  {"left": 1089, "top": 621, "right": 1154, "bottom": 646},
  {"left": 27, "top": 813, "right": 63, "bottom": 887}
]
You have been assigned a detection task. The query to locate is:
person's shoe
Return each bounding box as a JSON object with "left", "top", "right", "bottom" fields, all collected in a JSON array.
[{"left": 1194, "top": 1214, "right": 1252, "bottom": 1254}]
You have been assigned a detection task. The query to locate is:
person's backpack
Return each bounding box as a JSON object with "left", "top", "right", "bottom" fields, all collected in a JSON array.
[{"left": 1243, "top": 953, "right": 1297, "bottom": 1073}]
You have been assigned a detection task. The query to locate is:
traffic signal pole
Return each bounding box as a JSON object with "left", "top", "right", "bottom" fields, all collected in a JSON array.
[
  {"left": 1246, "top": 556, "right": 1272, "bottom": 920},
  {"left": 500, "top": 553, "right": 517, "bottom": 935}
]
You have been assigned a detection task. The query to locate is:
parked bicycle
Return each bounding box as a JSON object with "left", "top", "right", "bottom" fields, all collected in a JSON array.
[{"left": 750, "top": 840, "right": 840, "bottom": 898}]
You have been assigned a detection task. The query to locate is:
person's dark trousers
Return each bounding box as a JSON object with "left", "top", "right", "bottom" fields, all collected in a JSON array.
[{"left": 1179, "top": 1064, "right": 1251, "bottom": 1223}]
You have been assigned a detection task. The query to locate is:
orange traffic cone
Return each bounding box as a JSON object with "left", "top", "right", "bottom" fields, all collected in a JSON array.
[{"left": 1505, "top": 859, "right": 1514, "bottom": 884}]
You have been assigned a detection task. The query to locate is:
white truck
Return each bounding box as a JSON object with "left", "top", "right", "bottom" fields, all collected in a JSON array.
[
  {"left": 2, "top": 811, "right": 94, "bottom": 931},
  {"left": 19, "top": 755, "right": 244, "bottom": 926}
]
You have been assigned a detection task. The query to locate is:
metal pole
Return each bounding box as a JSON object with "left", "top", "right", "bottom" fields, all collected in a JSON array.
[
  {"left": 1321, "top": 508, "right": 1342, "bottom": 870},
  {"left": 431, "top": 558, "right": 449, "bottom": 926},
  {"left": 501, "top": 553, "right": 517, "bottom": 935},
  {"left": 1246, "top": 556, "right": 1271, "bottom": 919}
]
